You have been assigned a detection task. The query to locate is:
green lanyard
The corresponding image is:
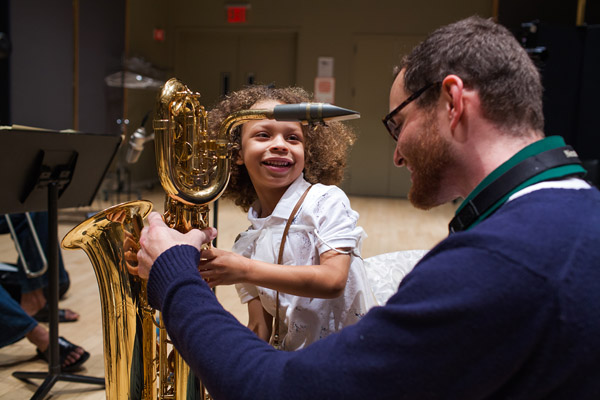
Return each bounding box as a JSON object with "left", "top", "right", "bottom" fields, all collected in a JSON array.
[{"left": 452, "top": 136, "right": 587, "bottom": 232}]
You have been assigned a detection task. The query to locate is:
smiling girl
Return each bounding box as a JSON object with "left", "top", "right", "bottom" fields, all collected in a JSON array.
[{"left": 200, "top": 85, "right": 377, "bottom": 351}]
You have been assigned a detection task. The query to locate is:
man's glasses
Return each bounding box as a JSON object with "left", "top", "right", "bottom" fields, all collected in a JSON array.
[{"left": 382, "top": 81, "right": 441, "bottom": 141}]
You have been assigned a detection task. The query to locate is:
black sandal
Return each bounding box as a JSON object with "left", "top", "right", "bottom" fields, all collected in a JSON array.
[
  {"left": 33, "top": 304, "right": 79, "bottom": 323},
  {"left": 36, "top": 336, "right": 90, "bottom": 372}
]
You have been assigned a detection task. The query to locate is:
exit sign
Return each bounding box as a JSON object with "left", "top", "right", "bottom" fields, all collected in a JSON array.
[{"left": 227, "top": 6, "right": 248, "bottom": 23}]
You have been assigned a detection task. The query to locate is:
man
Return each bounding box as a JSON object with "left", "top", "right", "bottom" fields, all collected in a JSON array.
[{"left": 136, "top": 16, "right": 600, "bottom": 399}]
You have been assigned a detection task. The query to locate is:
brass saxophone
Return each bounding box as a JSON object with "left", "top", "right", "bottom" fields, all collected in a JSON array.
[{"left": 61, "top": 77, "right": 360, "bottom": 399}]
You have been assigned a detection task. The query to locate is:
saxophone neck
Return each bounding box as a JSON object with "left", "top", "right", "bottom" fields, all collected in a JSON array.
[{"left": 218, "top": 109, "right": 274, "bottom": 140}]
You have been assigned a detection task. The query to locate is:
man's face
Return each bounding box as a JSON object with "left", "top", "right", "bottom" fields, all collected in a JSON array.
[{"left": 389, "top": 72, "right": 454, "bottom": 210}]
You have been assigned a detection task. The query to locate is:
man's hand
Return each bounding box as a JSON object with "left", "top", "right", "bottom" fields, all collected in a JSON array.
[{"left": 136, "top": 212, "right": 217, "bottom": 279}]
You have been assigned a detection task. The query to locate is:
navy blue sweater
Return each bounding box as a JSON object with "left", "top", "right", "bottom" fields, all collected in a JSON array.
[{"left": 148, "top": 188, "right": 600, "bottom": 399}]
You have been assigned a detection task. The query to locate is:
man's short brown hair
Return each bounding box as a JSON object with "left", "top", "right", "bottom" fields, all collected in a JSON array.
[{"left": 399, "top": 16, "right": 544, "bottom": 135}]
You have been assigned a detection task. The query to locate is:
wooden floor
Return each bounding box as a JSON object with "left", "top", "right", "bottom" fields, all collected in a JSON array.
[{"left": 0, "top": 187, "right": 456, "bottom": 399}]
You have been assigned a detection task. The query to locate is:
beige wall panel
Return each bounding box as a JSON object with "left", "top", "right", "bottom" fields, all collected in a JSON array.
[
  {"left": 346, "top": 35, "right": 423, "bottom": 197},
  {"left": 175, "top": 30, "right": 239, "bottom": 105},
  {"left": 174, "top": 30, "right": 297, "bottom": 109},
  {"left": 238, "top": 32, "right": 297, "bottom": 89}
]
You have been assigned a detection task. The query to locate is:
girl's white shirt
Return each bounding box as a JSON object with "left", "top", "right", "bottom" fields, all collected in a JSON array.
[{"left": 233, "top": 174, "right": 377, "bottom": 351}]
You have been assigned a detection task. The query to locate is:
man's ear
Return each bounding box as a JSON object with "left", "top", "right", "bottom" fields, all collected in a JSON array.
[{"left": 441, "top": 75, "right": 464, "bottom": 133}]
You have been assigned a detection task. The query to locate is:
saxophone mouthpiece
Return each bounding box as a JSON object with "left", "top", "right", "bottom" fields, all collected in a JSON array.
[{"left": 272, "top": 103, "right": 360, "bottom": 125}]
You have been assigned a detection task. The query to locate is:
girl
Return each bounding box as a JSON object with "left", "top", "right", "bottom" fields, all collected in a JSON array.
[{"left": 200, "top": 85, "right": 377, "bottom": 351}]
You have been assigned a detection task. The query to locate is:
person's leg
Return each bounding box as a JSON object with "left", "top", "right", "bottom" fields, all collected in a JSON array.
[
  {"left": 0, "top": 283, "right": 37, "bottom": 347},
  {"left": 0, "top": 285, "right": 88, "bottom": 369},
  {"left": 3, "top": 212, "right": 77, "bottom": 320},
  {"left": 3, "top": 213, "right": 47, "bottom": 295},
  {"left": 4, "top": 212, "right": 70, "bottom": 292},
  {"left": 28, "top": 211, "right": 71, "bottom": 294}
]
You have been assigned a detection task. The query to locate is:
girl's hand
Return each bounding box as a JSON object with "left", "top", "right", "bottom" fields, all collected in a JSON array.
[
  {"left": 198, "top": 247, "right": 351, "bottom": 298},
  {"left": 199, "top": 248, "right": 251, "bottom": 288}
]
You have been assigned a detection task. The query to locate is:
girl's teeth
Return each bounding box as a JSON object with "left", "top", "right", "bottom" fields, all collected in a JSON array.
[{"left": 265, "top": 161, "right": 289, "bottom": 166}]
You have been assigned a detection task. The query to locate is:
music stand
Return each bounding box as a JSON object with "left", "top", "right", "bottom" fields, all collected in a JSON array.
[{"left": 0, "top": 126, "right": 122, "bottom": 399}]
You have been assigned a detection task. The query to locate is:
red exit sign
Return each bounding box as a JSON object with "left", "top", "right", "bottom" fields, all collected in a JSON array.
[{"left": 227, "top": 5, "right": 248, "bottom": 23}]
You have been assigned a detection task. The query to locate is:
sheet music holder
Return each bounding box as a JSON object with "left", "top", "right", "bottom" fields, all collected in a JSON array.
[{"left": 0, "top": 126, "right": 122, "bottom": 399}]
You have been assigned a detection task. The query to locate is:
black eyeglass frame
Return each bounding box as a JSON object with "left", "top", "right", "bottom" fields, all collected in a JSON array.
[{"left": 382, "top": 81, "right": 442, "bottom": 141}]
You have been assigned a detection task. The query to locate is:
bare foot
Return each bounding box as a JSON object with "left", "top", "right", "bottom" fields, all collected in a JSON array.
[
  {"left": 21, "top": 288, "right": 80, "bottom": 321},
  {"left": 20, "top": 288, "right": 46, "bottom": 316},
  {"left": 25, "top": 324, "right": 49, "bottom": 352},
  {"left": 63, "top": 308, "right": 80, "bottom": 321},
  {"left": 26, "top": 326, "right": 88, "bottom": 369}
]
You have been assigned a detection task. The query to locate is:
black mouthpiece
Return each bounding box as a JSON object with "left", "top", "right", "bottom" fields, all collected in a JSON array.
[{"left": 272, "top": 103, "right": 360, "bottom": 124}]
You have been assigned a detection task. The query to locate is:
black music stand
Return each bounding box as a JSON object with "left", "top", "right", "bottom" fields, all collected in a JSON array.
[{"left": 0, "top": 126, "right": 122, "bottom": 399}]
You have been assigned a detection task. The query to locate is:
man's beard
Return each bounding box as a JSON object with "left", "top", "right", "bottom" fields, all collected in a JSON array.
[{"left": 404, "top": 113, "right": 454, "bottom": 210}]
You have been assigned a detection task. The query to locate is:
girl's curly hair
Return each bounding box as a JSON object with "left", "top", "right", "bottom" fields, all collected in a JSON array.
[{"left": 208, "top": 85, "right": 356, "bottom": 212}]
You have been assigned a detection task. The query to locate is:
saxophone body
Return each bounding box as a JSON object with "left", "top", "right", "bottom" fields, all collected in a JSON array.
[
  {"left": 62, "top": 78, "right": 232, "bottom": 400},
  {"left": 61, "top": 77, "right": 360, "bottom": 399}
]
